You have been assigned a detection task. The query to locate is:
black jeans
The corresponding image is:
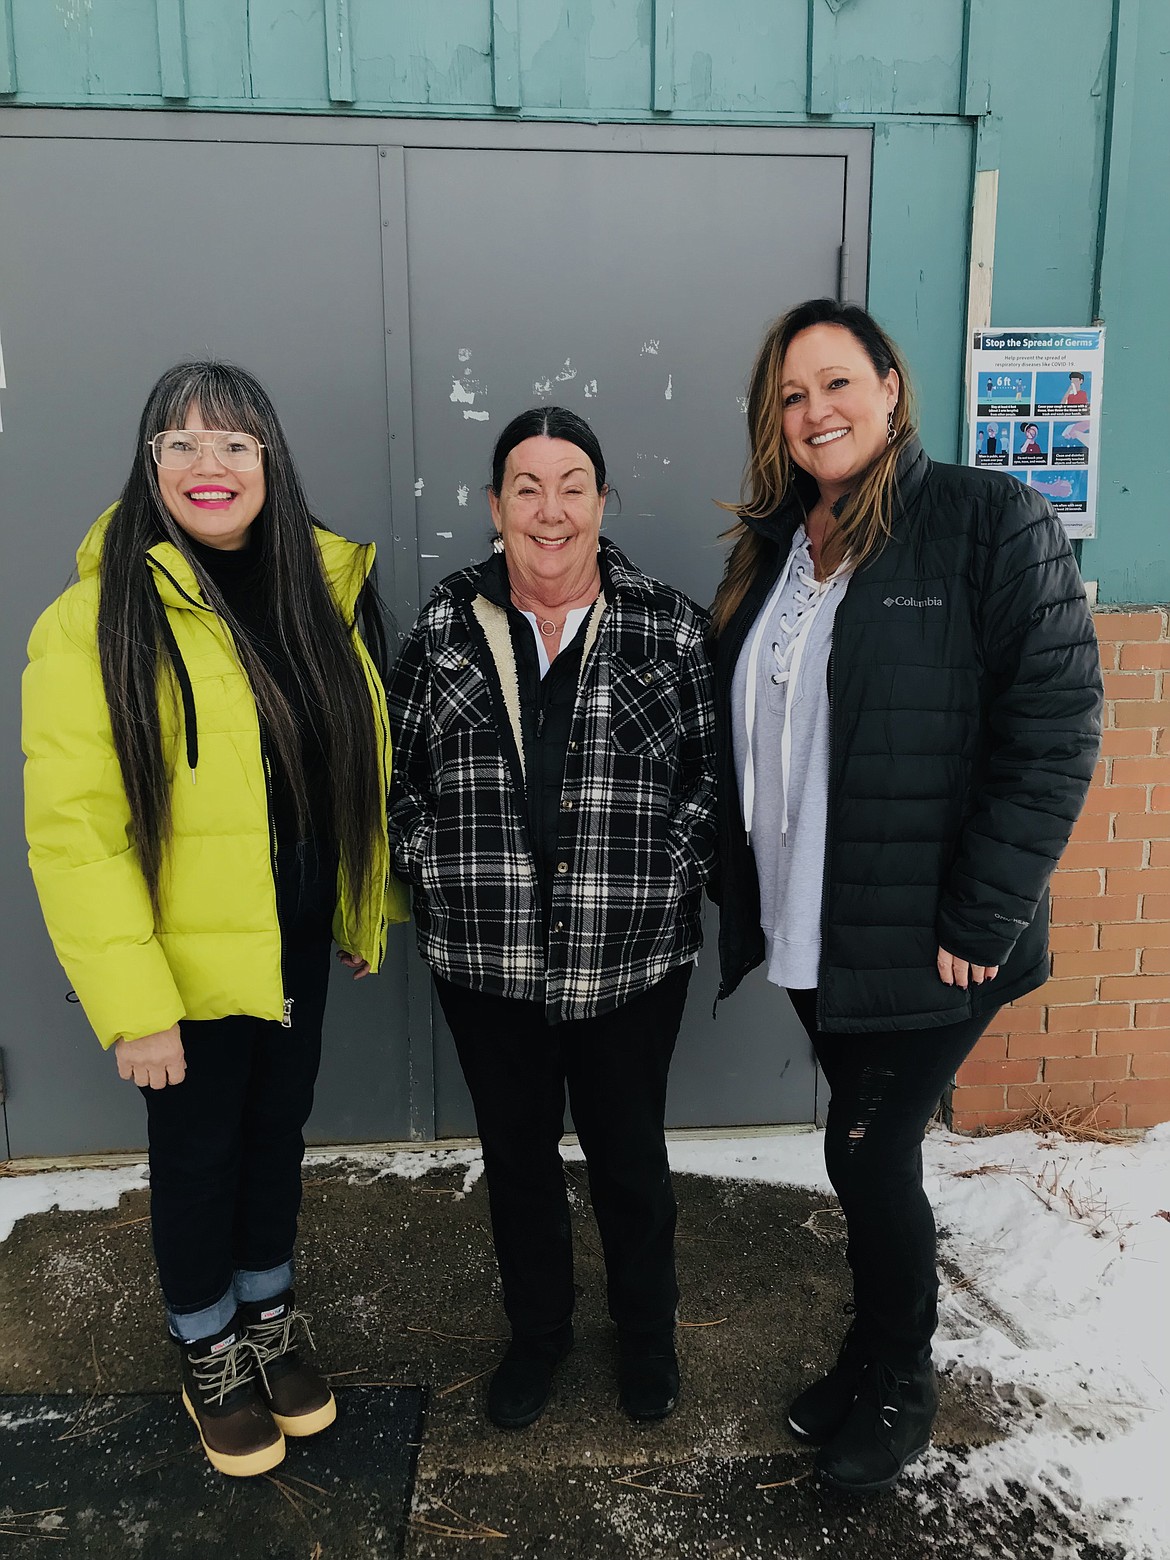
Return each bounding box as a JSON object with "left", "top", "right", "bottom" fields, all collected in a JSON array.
[
  {"left": 142, "top": 847, "right": 335, "bottom": 1327},
  {"left": 436, "top": 964, "right": 692, "bottom": 1339},
  {"left": 787, "top": 988, "right": 997, "bottom": 1372}
]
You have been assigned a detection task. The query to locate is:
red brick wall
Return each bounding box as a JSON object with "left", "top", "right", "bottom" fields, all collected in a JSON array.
[{"left": 952, "top": 608, "right": 1170, "bottom": 1134}]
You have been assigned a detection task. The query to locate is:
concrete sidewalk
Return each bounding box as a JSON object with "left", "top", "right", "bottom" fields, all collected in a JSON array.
[{"left": 0, "top": 1151, "right": 1128, "bottom": 1559}]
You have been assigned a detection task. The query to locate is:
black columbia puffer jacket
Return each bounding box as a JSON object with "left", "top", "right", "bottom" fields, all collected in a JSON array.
[{"left": 713, "top": 438, "right": 1103, "bottom": 1033}]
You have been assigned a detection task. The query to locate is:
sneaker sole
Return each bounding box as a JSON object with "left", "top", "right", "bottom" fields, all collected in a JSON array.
[
  {"left": 181, "top": 1389, "right": 285, "bottom": 1478},
  {"left": 271, "top": 1393, "right": 337, "bottom": 1438},
  {"left": 816, "top": 1440, "right": 929, "bottom": 1495}
]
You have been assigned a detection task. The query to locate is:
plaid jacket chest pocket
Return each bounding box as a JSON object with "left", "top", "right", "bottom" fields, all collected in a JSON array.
[
  {"left": 607, "top": 654, "right": 680, "bottom": 760},
  {"left": 429, "top": 644, "right": 494, "bottom": 733}
]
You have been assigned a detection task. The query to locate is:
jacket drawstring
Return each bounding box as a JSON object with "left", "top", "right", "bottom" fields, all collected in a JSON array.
[{"left": 159, "top": 615, "right": 200, "bottom": 780}]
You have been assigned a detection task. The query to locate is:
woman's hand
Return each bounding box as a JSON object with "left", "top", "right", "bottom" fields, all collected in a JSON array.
[
  {"left": 337, "top": 951, "right": 372, "bottom": 980},
  {"left": 937, "top": 948, "right": 999, "bottom": 989},
  {"left": 114, "top": 1025, "right": 185, "bottom": 1088}
]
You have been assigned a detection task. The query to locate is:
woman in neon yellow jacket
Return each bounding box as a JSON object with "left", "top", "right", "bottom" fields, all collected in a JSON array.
[{"left": 23, "top": 361, "right": 407, "bottom": 1479}]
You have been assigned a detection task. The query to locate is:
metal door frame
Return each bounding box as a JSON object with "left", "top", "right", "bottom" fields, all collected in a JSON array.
[{"left": 1, "top": 109, "right": 872, "bottom": 1143}]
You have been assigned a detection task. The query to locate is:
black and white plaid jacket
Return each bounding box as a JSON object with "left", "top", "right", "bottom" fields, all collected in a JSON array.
[{"left": 386, "top": 540, "right": 717, "bottom": 1023}]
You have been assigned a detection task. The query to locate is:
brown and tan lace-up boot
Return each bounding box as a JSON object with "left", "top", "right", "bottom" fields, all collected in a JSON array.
[
  {"left": 239, "top": 1291, "right": 337, "bottom": 1438},
  {"left": 177, "top": 1318, "right": 285, "bottom": 1477}
]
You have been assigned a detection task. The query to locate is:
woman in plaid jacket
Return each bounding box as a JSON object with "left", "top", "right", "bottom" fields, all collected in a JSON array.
[{"left": 387, "top": 407, "right": 716, "bottom": 1430}]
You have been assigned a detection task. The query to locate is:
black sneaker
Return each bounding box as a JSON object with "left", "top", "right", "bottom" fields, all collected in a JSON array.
[
  {"left": 815, "top": 1360, "right": 939, "bottom": 1493},
  {"left": 239, "top": 1291, "right": 336, "bottom": 1439},
  {"left": 487, "top": 1323, "right": 574, "bottom": 1429},
  {"left": 177, "top": 1318, "right": 285, "bottom": 1478},
  {"left": 618, "top": 1328, "right": 680, "bottom": 1422},
  {"left": 787, "top": 1319, "right": 869, "bottom": 1444}
]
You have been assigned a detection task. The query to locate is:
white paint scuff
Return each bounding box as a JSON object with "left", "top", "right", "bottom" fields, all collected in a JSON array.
[
  {"left": 413, "top": 478, "right": 424, "bottom": 497},
  {"left": 641, "top": 340, "right": 660, "bottom": 356},
  {"left": 584, "top": 380, "right": 598, "bottom": 398},
  {"left": 435, "top": 531, "right": 453, "bottom": 539},
  {"left": 555, "top": 359, "right": 577, "bottom": 383},
  {"left": 449, "top": 380, "right": 476, "bottom": 405},
  {"left": 457, "top": 348, "right": 472, "bottom": 363},
  {"left": 665, "top": 374, "right": 673, "bottom": 400},
  {"left": 533, "top": 378, "right": 552, "bottom": 398},
  {"left": 462, "top": 410, "right": 489, "bottom": 422},
  {"left": 456, "top": 486, "right": 469, "bottom": 507}
]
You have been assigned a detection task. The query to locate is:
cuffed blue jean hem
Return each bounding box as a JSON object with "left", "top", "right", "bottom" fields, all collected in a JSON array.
[
  {"left": 167, "top": 1289, "right": 238, "bottom": 1344},
  {"left": 234, "top": 1260, "right": 295, "bottom": 1304}
]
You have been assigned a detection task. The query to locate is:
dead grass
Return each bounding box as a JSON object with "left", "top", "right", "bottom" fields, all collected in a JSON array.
[
  {"left": 979, "top": 1091, "right": 1131, "bottom": 1145},
  {"left": 611, "top": 1458, "right": 701, "bottom": 1500},
  {"left": 410, "top": 1498, "right": 507, "bottom": 1540},
  {"left": 0, "top": 1506, "right": 68, "bottom": 1540}
]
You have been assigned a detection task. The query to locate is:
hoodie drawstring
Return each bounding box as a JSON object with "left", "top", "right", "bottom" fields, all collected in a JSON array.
[{"left": 158, "top": 614, "right": 200, "bottom": 779}]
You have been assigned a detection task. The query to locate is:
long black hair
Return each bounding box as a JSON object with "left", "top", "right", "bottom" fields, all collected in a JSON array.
[
  {"left": 96, "top": 361, "right": 388, "bottom": 920},
  {"left": 489, "top": 406, "right": 608, "bottom": 494}
]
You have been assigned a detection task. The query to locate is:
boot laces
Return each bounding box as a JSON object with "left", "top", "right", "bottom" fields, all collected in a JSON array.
[
  {"left": 247, "top": 1306, "right": 315, "bottom": 1391},
  {"left": 188, "top": 1336, "right": 258, "bottom": 1407},
  {"left": 868, "top": 1361, "right": 903, "bottom": 1430}
]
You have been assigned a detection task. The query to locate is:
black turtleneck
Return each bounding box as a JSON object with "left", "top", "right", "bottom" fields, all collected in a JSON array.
[{"left": 186, "top": 536, "right": 335, "bottom": 923}]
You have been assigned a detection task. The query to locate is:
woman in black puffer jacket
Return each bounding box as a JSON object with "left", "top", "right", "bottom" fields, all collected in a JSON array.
[{"left": 711, "top": 299, "right": 1102, "bottom": 1494}]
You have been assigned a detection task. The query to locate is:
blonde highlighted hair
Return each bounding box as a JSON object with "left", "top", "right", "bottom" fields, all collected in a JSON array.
[{"left": 711, "top": 299, "right": 917, "bottom": 636}]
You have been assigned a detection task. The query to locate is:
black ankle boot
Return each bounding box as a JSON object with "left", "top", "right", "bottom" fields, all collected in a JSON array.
[
  {"left": 787, "top": 1320, "right": 869, "bottom": 1444},
  {"left": 815, "top": 1359, "right": 939, "bottom": 1493},
  {"left": 487, "top": 1323, "right": 574, "bottom": 1429},
  {"left": 618, "top": 1328, "right": 680, "bottom": 1422}
]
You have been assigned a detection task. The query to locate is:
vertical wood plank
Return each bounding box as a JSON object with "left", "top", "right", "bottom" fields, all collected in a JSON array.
[
  {"left": 492, "top": 0, "right": 521, "bottom": 109},
  {"left": 960, "top": 0, "right": 992, "bottom": 115},
  {"left": 155, "top": 0, "right": 189, "bottom": 100},
  {"left": 0, "top": 0, "right": 16, "bottom": 94},
  {"left": 806, "top": 0, "right": 826, "bottom": 113},
  {"left": 963, "top": 166, "right": 999, "bottom": 433},
  {"left": 1095, "top": 0, "right": 1138, "bottom": 319},
  {"left": 652, "top": 0, "right": 675, "bottom": 112},
  {"left": 323, "top": 0, "right": 355, "bottom": 104}
]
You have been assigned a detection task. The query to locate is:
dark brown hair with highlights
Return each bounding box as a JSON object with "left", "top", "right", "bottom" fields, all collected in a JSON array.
[{"left": 711, "top": 299, "right": 917, "bottom": 636}]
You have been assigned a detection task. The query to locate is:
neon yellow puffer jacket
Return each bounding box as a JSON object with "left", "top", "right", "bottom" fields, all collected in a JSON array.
[{"left": 23, "top": 507, "right": 409, "bottom": 1049}]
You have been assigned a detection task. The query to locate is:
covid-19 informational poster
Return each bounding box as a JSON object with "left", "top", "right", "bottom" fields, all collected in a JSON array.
[{"left": 968, "top": 327, "right": 1104, "bottom": 539}]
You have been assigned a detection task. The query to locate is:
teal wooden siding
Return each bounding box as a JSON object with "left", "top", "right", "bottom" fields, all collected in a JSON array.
[{"left": 0, "top": 0, "right": 1164, "bottom": 603}]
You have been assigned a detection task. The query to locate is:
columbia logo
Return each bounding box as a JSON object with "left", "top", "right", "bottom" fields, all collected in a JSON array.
[{"left": 883, "top": 595, "right": 943, "bottom": 608}]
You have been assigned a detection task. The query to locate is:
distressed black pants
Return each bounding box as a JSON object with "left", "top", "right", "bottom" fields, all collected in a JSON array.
[
  {"left": 787, "top": 988, "right": 998, "bottom": 1371},
  {"left": 436, "top": 964, "right": 692, "bottom": 1339}
]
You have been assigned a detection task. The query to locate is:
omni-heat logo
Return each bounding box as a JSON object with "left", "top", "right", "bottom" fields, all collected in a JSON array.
[{"left": 883, "top": 594, "right": 944, "bottom": 607}]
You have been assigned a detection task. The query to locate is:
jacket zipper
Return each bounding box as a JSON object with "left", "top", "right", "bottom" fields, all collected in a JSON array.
[
  {"left": 816, "top": 645, "right": 838, "bottom": 1032},
  {"left": 368, "top": 652, "right": 393, "bottom": 957},
  {"left": 257, "top": 706, "right": 289, "bottom": 1027},
  {"left": 714, "top": 535, "right": 793, "bottom": 1011}
]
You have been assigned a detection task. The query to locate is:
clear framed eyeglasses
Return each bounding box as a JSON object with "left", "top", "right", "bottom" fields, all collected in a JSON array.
[{"left": 149, "top": 430, "right": 265, "bottom": 472}]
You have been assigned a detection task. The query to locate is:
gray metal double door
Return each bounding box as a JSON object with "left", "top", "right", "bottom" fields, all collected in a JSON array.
[{"left": 0, "top": 111, "right": 871, "bottom": 1155}]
